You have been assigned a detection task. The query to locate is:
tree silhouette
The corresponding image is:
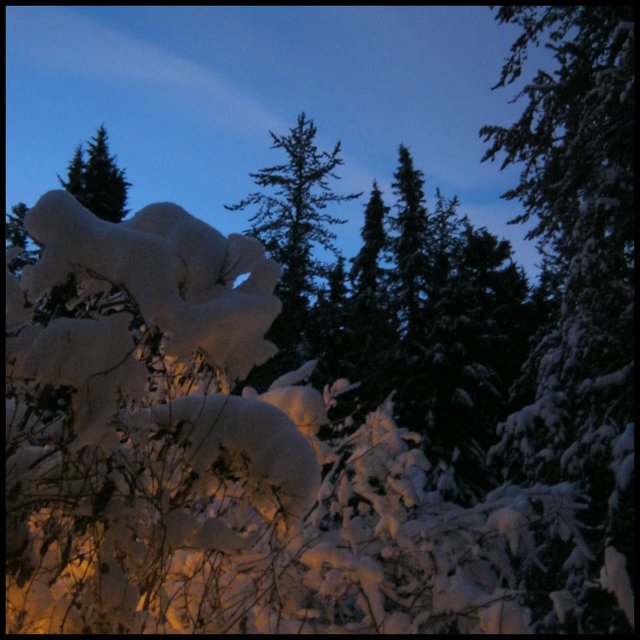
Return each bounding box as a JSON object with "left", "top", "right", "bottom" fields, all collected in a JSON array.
[
  {"left": 59, "top": 125, "right": 131, "bottom": 223},
  {"left": 226, "top": 113, "right": 360, "bottom": 383}
]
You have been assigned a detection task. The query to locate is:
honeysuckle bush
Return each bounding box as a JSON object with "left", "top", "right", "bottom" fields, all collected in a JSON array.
[{"left": 5, "top": 192, "right": 633, "bottom": 633}]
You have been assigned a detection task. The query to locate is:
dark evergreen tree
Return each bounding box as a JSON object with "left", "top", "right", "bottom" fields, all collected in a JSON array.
[
  {"left": 439, "top": 222, "right": 531, "bottom": 487},
  {"left": 225, "top": 113, "right": 360, "bottom": 385},
  {"left": 326, "top": 257, "right": 349, "bottom": 320},
  {"left": 394, "top": 190, "right": 531, "bottom": 502},
  {"left": 388, "top": 145, "right": 430, "bottom": 344},
  {"left": 6, "top": 202, "right": 38, "bottom": 274},
  {"left": 58, "top": 125, "right": 131, "bottom": 223},
  {"left": 308, "top": 256, "right": 351, "bottom": 382},
  {"left": 341, "top": 182, "right": 398, "bottom": 407},
  {"left": 6, "top": 202, "right": 29, "bottom": 250},
  {"left": 404, "top": 191, "right": 468, "bottom": 487},
  {"left": 350, "top": 181, "right": 388, "bottom": 303},
  {"left": 456, "top": 222, "right": 532, "bottom": 396},
  {"left": 361, "top": 148, "right": 534, "bottom": 501},
  {"left": 21, "top": 126, "right": 131, "bottom": 325},
  {"left": 59, "top": 145, "right": 86, "bottom": 198},
  {"left": 419, "top": 188, "right": 464, "bottom": 345},
  {"left": 507, "top": 255, "right": 563, "bottom": 412},
  {"left": 482, "top": 6, "right": 634, "bottom": 633}
]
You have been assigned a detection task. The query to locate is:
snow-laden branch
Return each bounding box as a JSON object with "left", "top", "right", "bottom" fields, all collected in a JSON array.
[
  {"left": 124, "top": 393, "right": 320, "bottom": 519},
  {"left": 19, "top": 190, "right": 282, "bottom": 383}
]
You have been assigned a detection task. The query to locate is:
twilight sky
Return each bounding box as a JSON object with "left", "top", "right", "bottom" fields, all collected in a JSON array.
[{"left": 6, "top": 6, "right": 552, "bottom": 279}]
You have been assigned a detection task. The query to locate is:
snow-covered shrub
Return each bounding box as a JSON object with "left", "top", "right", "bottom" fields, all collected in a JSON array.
[
  {"left": 6, "top": 191, "right": 318, "bottom": 633},
  {"left": 286, "top": 397, "right": 612, "bottom": 634}
]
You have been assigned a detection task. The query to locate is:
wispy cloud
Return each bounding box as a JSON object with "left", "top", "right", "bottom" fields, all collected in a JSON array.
[
  {"left": 7, "top": 6, "right": 387, "bottom": 198},
  {"left": 7, "top": 6, "right": 286, "bottom": 136}
]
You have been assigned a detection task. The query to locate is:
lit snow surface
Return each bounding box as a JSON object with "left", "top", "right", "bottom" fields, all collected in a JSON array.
[
  {"left": 20, "top": 190, "right": 282, "bottom": 385},
  {"left": 600, "top": 546, "right": 635, "bottom": 629}
]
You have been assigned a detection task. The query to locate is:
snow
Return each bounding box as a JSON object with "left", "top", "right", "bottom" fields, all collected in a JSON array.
[
  {"left": 268, "top": 358, "right": 318, "bottom": 390},
  {"left": 610, "top": 422, "right": 634, "bottom": 491},
  {"left": 477, "top": 591, "right": 531, "bottom": 634},
  {"left": 128, "top": 393, "right": 320, "bottom": 518},
  {"left": 549, "top": 589, "right": 574, "bottom": 625},
  {"left": 484, "top": 506, "right": 526, "bottom": 555},
  {"left": 166, "top": 510, "right": 257, "bottom": 553},
  {"left": 600, "top": 546, "right": 635, "bottom": 629},
  {"left": 452, "top": 387, "right": 474, "bottom": 407},
  {"left": 323, "top": 377, "right": 360, "bottom": 408},
  {"left": 6, "top": 250, "right": 32, "bottom": 331},
  {"left": 300, "top": 543, "right": 385, "bottom": 629},
  {"left": 8, "top": 313, "right": 147, "bottom": 450},
  {"left": 259, "top": 385, "right": 328, "bottom": 436},
  {"left": 122, "top": 200, "right": 229, "bottom": 304},
  {"left": 6, "top": 186, "right": 633, "bottom": 634},
  {"left": 21, "top": 190, "right": 282, "bottom": 385}
]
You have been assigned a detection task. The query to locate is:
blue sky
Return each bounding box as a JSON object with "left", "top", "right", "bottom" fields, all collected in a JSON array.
[{"left": 6, "top": 6, "right": 551, "bottom": 279}]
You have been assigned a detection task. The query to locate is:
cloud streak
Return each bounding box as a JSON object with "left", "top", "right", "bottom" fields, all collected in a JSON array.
[
  {"left": 7, "top": 6, "right": 287, "bottom": 136},
  {"left": 7, "top": 6, "right": 386, "bottom": 199}
]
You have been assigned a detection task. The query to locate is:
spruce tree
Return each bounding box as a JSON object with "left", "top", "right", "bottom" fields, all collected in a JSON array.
[
  {"left": 345, "top": 182, "right": 397, "bottom": 409},
  {"left": 6, "top": 202, "right": 38, "bottom": 274},
  {"left": 391, "top": 186, "right": 531, "bottom": 502},
  {"left": 482, "top": 6, "right": 634, "bottom": 632},
  {"left": 425, "top": 189, "right": 461, "bottom": 293},
  {"left": 226, "top": 113, "right": 360, "bottom": 383},
  {"left": 33, "top": 126, "right": 131, "bottom": 324},
  {"left": 308, "top": 257, "right": 351, "bottom": 382},
  {"left": 326, "top": 256, "right": 349, "bottom": 319},
  {"left": 59, "top": 145, "right": 86, "bottom": 198},
  {"left": 58, "top": 125, "right": 131, "bottom": 223},
  {"left": 350, "top": 181, "right": 388, "bottom": 304},
  {"left": 434, "top": 221, "right": 530, "bottom": 496},
  {"left": 5, "top": 202, "right": 29, "bottom": 250},
  {"left": 389, "top": 145, "right": 430, "bottom": 344}
]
